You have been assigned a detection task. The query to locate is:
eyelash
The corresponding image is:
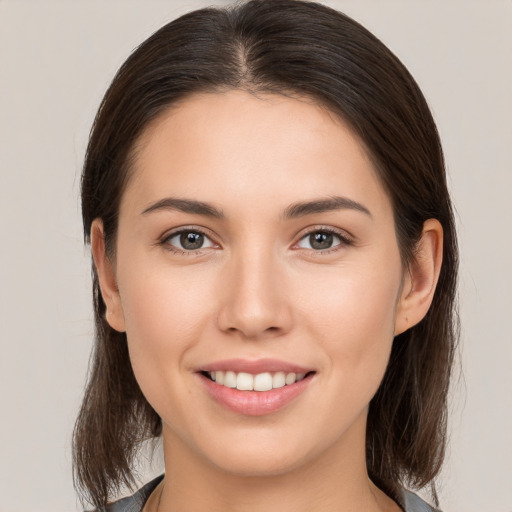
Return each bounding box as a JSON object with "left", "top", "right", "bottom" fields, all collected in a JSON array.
[
  {"left": 160, "top": 226, "right": 353, "bottom": 256},
  {"left": 160, "top": 227, "right": 217, "bottom": 256},
  {"left": 295, "top": 227, "right": 353, "bottom": 256}
]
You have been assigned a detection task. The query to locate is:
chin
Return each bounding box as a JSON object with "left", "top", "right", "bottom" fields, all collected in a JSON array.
[
  {"left": 193, "top": 422, "right": 341, "bottom": 479},
  {"left": 209, "top": 448, "right": 308, "bottom": 478}
]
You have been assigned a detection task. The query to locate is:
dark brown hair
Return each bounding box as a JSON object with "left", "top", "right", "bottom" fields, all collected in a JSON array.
[{"left": 73, "top": 0, "right": 458, "bottom": 508}]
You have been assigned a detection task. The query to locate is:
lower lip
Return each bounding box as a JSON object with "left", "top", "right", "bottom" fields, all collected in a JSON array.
[{"left": 198, "top": 373, "right": 314, "bottom": 416}]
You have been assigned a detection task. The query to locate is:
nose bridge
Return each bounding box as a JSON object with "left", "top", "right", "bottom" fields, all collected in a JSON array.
[{"left": 217, "top": 242, "right": 290, "bottom": 339}]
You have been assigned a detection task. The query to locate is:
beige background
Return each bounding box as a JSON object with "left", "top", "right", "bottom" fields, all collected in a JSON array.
[{"left": 0, "top": 1, "right": 511, "bottom": 511}]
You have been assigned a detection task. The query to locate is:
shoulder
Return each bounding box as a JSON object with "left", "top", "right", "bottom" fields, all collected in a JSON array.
[
  {"left": 86, "top": 475, "right": 164, "bottom": 512},
  {"left": 396, "top": 488, "right": 442, "bottom": 512}
]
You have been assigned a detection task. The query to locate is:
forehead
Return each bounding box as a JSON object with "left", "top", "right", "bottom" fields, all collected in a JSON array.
[{"left": 123, "top": 90, "right": 391, "bottom": 220}]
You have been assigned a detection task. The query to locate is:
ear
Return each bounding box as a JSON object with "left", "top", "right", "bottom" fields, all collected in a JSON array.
[
  {"left": 394, "top": 219, "right": 443, "bottom": 336},
  {"left": 90, "top": 219, "right": 126, "bottom": 332}
]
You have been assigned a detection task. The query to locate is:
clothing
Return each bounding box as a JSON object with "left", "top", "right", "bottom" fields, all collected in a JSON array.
[
  {"left": 102, "top": 475, "right": 163, "bottom": 512},
  {"left": 99, "top": 474, "right": 440, "bottom": 512}
]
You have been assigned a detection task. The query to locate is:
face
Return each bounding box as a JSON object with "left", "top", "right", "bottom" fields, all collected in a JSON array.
[{"left": 99, "top": 90, "right": 410, "bottom": 477}]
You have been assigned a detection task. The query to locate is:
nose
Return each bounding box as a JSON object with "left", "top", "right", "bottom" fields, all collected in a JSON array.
[{"left": 216, "top": 249, "right": 293, "bottom": 340}]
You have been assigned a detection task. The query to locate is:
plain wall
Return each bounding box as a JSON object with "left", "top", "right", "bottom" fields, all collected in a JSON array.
[{"left": 0, "top": 1, "right": 510, "bottom": 511}]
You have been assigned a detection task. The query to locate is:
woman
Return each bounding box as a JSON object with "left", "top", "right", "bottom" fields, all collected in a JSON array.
[{"left": 73, "top": 1, "right": 458, "bottom": 511}]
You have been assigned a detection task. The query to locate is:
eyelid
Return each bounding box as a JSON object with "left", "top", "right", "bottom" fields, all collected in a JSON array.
[
  {"left": 293, "top": 225, "right": 354, "bottom": 253},
  {"left": 160, "top": 225, "right": 219, "bottom": 255},
  {"left": 158, "top": 224, "right": 353, "bottom": 256}
]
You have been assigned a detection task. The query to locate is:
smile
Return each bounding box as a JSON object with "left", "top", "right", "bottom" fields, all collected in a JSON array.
[
  {"left": 197, "top": 359, "right": 316, "bottom": 416},
  {"left": 204, "top": 370, "right": 308, "bottom": 391}
]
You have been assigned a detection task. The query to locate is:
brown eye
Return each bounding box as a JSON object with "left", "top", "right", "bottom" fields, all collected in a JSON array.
[
  {"left": 310, "top": 232, "right": 334, "bottom": 250},
  {"left": 180, "top": 232, "right": 204, "bottom": 250},
  {"left": 297, "top": 230, "right": 347, "bottom": 251},
  {"left": 165, "top": 230, "right": 215, "bottom": 252}
]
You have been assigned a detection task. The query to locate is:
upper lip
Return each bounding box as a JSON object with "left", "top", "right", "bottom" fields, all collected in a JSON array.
[{"left": 198, "top": 358, "right": 313, "bottom": 375}]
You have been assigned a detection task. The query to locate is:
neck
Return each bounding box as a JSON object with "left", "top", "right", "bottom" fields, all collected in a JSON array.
[{"left": 154, "top": 418, "right": 398, "bottom": 512}]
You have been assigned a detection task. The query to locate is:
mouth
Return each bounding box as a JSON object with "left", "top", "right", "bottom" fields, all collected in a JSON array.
[
  {"left": 200, "top": 370, "right": 315, "bottom": 391},
  {"left": 196, "top": 359, "right": 316, "bottom": 416}
]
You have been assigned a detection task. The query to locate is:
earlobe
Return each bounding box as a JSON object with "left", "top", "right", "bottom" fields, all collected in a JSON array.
[
  {"left": 90, "top": 219, "right": 126, "bottom": 333},
  {"left": 394, "top": 219, "right": 443, "bottom": 336}
]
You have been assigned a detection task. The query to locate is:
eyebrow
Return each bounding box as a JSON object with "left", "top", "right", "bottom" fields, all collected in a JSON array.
[
  {"left": 141, "top": 195, "right": 371, "bottom": 219},
  {"left": 282, "top": 196, "right": 372, "bottom": 219},
  {"left": 141, "top": 197, "right": 225, "bottom": 218}
]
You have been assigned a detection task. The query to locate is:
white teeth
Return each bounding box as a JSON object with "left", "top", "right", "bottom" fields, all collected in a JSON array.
[
  {"left": 253, "top": 372, "right": 273, "bottom": 391},
  {"left": 236, "top": 372, "right": 254, "bottom": 391},
  {"left": 207, "top": 370, "right": 309, "bottom": 391},
  {"left": 224, "top": 371, "right": 237, "bottom": 388},
  {"left": 272, "top": 371, "right": 286, "bottom": 389},
  {"left": 285, "top": 372, "right": 296, "bottom": 385}
]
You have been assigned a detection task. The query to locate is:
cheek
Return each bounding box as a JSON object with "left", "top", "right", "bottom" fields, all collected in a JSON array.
[
  {"left": 115, "top": 253, "right": 215, "bottom": 390},
  {"left": 296, "top": 261, "right": 402, "bottom": 382}
]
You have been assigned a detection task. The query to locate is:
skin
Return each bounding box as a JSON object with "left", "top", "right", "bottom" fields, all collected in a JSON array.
[{"left": 92, "top": 90, "right": 443, "bottom": 512}]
